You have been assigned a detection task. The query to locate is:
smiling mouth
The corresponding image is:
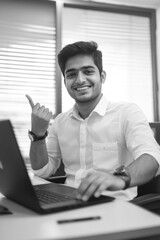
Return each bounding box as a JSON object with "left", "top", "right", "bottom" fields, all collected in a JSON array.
[{"left": 73, "top": 85, "right": 91, "bottom": 91}]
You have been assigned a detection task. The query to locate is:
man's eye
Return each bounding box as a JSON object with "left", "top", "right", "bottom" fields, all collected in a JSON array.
[
  {"left": 84, "top": 69, "right": 94, "bottom": 75},
  {"left": 66, "top": 73, "right": 76, "bottom": 79}
]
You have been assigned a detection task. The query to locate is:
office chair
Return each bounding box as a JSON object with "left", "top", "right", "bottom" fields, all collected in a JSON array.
[
  {"left": 48, "top": 122, "right": 160, "bottom": 214},
  {"left": 47, "top": 160, "right": 66, "bottom": 184},
  {"left": 131, "top": 122, "right": 160, "bottom": 215}
]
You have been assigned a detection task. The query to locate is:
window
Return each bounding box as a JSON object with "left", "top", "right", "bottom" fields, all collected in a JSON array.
[
  {"left": 62, "top": 4, "right": 156, "bottom": 122},
  {"left": 0, "top": 0, "right": 56, "bottom": 158}
]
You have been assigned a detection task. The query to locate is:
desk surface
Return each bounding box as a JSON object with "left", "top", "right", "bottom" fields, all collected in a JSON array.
[{"left": 1, "top": 176, "right": 160, "bottom": 240}]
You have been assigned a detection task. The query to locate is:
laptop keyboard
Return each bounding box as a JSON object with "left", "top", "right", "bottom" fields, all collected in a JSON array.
[{"left": 34, "top": 186, "right": 73, "bottom": 204}]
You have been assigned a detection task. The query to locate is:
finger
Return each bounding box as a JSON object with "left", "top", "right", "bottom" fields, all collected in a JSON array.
[
  {"left": 25, "top": 94, "right": 35, "bottom": 109},
  {"left": 81, "top": 181, "right": 100, "bottom": 201},
  {"left": 77, "top": 174, "right": 99, "bottom": 200},
  {"left": 45, "top": 111, "right": 53, "bottom": 121},
  {"left": 40, "top": 108, "right": 49, "bottom": 118},
  {"left": 48, "top": 111, "right": 53, "bottom": 119},
  {"left": 37, "top": 106, "right": 46, "bottom": 116},
  {"left": 39, "top": 108, "right": 51, "bottom": 120},
  {"left": 81, "top": 176, "right": 106, "bottom": 201},
  {"left": 77, "top": 173, "right": 93, "bottom": 196},
  {"left": 94, "top": 180, "right": 108, "bottom": 198},
  {"left": 33, "top": 103, "right": 40, "bottom": 112}
]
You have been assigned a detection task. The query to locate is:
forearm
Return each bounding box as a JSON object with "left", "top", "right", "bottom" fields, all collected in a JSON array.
[
  {"left": 127, "top": 154, "right": 159, "bottom": 187},
  {"left": 77, "top": 154, "right": 159, "bottom": 201},
  {"left": 30, "top": 139, "right": 49, "bottom": 170},
  {"left": 26, "top": 94, "right": 53, "bottom": 171}
]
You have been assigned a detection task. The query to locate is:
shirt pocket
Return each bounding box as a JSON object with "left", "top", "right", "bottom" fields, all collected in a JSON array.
[{"left": 92, "top": 142, "right": 119, "bottom": 171}]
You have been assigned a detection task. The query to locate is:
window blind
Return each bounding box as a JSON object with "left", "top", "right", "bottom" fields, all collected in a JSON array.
[
  {"left": 0, "top": 0, "right": 56, "bottom": 159},
  {"left": 62, "top": 7, "right": 153, "bottom": 121}
]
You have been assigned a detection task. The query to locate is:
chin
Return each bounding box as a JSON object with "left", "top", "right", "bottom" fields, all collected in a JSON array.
[{"left": 76, "top": 96, "right": 94, "bottom": 103}]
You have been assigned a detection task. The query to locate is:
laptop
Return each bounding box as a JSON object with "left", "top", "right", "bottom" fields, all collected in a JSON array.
[{"left": 0, "top": 120, "right": 114, "bottom": 214}]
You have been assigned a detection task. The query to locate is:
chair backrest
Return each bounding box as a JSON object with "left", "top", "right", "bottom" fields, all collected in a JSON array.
[
  {"left": 149, "top": 122, "right": 160, "bottom": 145},
  {"left": 137, "top": 122, "right": 160, "bottom": 196},
  {"left": 53, "top": 160, "right": 65, "bottom": 177}
]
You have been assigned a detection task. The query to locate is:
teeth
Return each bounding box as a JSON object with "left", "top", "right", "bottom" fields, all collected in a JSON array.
[{"left": 76, "top": 86, "right": 90, "bottom": 91}]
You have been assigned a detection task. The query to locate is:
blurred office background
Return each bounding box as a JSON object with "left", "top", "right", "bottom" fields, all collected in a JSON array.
[{"left": 0, "top": 0, "right": 160, "bottom": 160}]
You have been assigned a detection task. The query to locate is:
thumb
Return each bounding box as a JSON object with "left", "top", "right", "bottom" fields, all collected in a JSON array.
[{"left": 25, "top": 94, "right": 35, "bottom": 109}]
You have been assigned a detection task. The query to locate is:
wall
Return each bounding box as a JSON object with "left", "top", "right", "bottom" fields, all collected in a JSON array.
[{"left": 157, "top": 6, "right": 160, "bottom": 116}]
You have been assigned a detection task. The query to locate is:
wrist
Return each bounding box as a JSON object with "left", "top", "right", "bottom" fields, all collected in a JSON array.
[
  {"left": 31, "top": 130, "right": 46, "bottom": 137},
  {"left": 28, "top": 130, "right": 48, "bottom": 142},
  {"left": 113, "top": 165, "right": 131, "bottom": 190}
]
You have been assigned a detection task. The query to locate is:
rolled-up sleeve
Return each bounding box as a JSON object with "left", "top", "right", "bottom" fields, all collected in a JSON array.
[{"left": 122, "top": 104, "right": 160, "bottom": 174}]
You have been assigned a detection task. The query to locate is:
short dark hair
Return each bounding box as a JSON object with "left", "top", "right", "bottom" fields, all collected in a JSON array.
[{"left": 57, "top": 41, "right": 103, "bottom": 76}]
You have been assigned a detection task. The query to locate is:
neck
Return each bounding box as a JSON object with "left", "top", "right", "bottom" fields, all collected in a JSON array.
[{"left": 76, "top": 94, "right": 102, "bottom": 119}]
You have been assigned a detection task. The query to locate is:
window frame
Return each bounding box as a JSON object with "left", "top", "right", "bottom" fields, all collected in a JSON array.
[{"left": 55, "top": 0, "right": 159, "bottom": 121}]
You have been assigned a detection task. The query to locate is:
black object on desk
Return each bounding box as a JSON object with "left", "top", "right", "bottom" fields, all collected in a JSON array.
[
  {"left": 57, "top": 216, "right": 101, "bottom": 224},
  {"left": 0, "top": 205, "right": 12, "bottom": 215}
]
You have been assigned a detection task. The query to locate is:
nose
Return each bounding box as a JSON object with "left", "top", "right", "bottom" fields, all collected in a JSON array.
[{"left": 76, "top": 71, "right": 85, "bottom": 83}]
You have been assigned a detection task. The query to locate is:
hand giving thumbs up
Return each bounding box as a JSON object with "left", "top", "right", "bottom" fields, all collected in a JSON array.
[{"left": 26, "top": 94, "right": 52, "bottom": 137}]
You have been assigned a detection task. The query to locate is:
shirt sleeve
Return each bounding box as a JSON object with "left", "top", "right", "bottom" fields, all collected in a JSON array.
[
  {"left": 33, "top": 119, "right": 62, "bottom": 178},
  {"left": 33, "top": 159, "right": 55, "bottom": 178},
  {"left": 121, "top": 103, "right": 160, "bottom": 174}
]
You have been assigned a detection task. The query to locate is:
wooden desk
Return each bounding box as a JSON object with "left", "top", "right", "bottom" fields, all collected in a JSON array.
[{"left": 1, "top": 176, "right": 160, "bottom": 240}]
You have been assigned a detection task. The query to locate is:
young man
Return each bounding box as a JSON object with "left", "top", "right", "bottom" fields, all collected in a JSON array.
[{"left": 26, "top": 41, "right": 160, "bottom": 201}]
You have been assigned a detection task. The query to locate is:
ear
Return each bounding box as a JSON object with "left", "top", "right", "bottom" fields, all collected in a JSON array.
[{"left": 100, "top": 71, "right": 106, "bottom": 84}]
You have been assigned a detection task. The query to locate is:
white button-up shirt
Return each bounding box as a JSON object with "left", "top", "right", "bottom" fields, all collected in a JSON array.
[{"left": 34, "top": 95, "right": 160, "bottom": 200}]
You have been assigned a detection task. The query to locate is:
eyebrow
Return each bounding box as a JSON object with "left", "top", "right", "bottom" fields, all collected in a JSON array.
[{"left": 65, "top": 66, "right": 95, "bottom": 75}]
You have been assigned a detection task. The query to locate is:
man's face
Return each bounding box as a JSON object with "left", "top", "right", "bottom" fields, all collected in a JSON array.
[{"left": 64, "top": 54, "right": 105, "bottom": 103}]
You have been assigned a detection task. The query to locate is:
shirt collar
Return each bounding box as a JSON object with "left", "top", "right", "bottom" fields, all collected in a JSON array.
[
  {"left": 69, "top": 95, "right": 109, "bottom": 119},
  {"left": 92, "top": 95, "right": 109, "bottom": 116}
]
